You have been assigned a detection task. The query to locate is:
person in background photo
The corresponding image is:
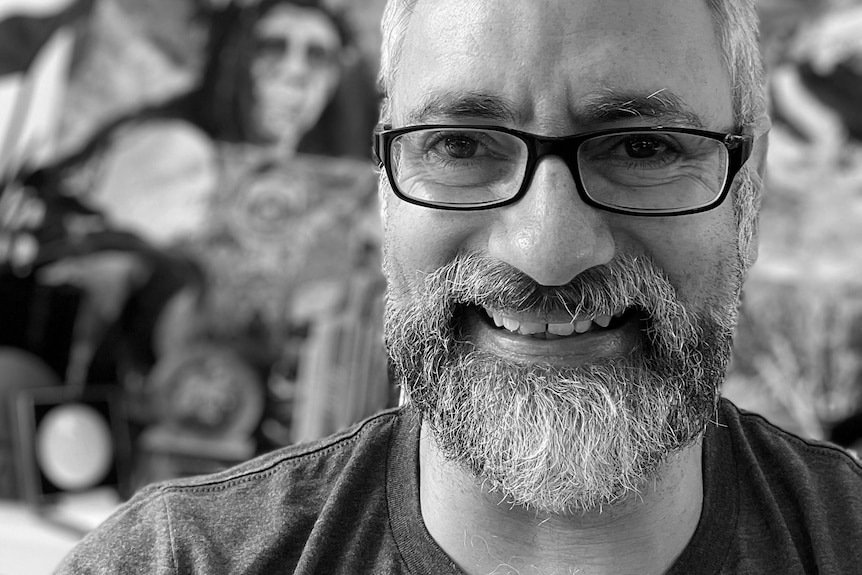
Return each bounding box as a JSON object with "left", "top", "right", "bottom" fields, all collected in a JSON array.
[
  {"left": 150, "top": 0, "right": 387, "bottom": 454},
  {"left": 9, "top": 0, "right": 386, "bottom": 482},
  {"left": 191, "top": 0, "right": 377, "bottom": 159},
  {"left": 55, "top": 0, "right": 862, "bottom": 573}
]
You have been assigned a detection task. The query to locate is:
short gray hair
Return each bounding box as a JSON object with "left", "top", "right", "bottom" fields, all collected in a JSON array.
[{"left": 703, "top": 0, "right": 768, "bottom": 268}]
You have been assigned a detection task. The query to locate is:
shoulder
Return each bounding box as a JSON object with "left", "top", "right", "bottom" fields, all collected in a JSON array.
[
  {"left": 704, "top": 399, "right": 862, "bottom": 571},
  {"left": 716, "top": 398, "right": 862, "bottom": 565},
  {"left": 112, "top": 118, "right": 215, "bottom": 153},
  {"left": 57, "top": 408, "right": 407, "bottom": 573},
  {"left": 96, "top": 118, "right": 217, "bottom": 180},
  {"left": 718, "top": 397, "right": 862, "bottom": 480},
  {"left": 158, "top": 407, "right": 403, "bottom": 501},
  {"left": 89, "top": 118, "right": 219, "bottom": 244}
]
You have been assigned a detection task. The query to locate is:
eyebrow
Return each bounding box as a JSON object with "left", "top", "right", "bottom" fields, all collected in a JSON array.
[
  {"left": 578, "top": 88, "right": 705, "bottom": 128},
  {"left": 402, "top": 87, "right": 705, "bottom": 129},
  {"left": 404, "top": 91, "right": 520, "bottom": 125}
]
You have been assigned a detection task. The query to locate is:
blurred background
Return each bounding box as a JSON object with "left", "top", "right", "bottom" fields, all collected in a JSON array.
[{"left": 1, "top": 0, "right": 862, "bottom": 572}]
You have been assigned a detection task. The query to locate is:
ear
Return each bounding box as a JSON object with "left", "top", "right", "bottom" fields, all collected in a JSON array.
[
  {"left": 752, "top": 129, "right": 769, "bottom": 187},
  {"left": 744, "top": 123, "right": 770, "bottom": 266}
]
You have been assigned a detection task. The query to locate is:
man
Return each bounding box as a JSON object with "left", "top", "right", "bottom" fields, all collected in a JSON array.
[{"left": 56, "top": 0, "right": 862, "bottom": 573}]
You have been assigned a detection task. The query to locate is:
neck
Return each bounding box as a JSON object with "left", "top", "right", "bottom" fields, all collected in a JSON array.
[{"left": 419, "top": 423, "right": 704, "bottom": 575}]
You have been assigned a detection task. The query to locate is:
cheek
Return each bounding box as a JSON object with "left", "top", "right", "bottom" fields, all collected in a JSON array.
[
  {"left": 624, "top": 214, "right": 740, "bottom": 308},
  {"left": 383, "top": 203, "right": 481, "bottom": 293},
  {"left": 303, "top": 73, "right": 338, "bottom": 106}
]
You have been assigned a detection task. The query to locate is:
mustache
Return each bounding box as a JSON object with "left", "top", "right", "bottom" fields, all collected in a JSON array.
[{"left": 410, "top": 252, "right": 699, "bottom": 352}]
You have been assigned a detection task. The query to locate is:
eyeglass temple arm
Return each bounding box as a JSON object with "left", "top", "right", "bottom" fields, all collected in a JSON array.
[{"left": 371, "top": 124, "right": 388, "bottom": 167}]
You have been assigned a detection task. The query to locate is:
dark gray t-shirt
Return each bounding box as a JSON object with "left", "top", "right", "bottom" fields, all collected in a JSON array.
[{"left": 56, "top": 398, "right": 862, "bottom": 574}]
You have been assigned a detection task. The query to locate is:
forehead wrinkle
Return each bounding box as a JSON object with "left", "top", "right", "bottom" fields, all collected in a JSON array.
[
  {"left": 402, "top": 90, "right": 521, "bottom": 126},
  {"left": 577, "top": 88, "right": 706, "bottom": 129},
  {"left": 399, "top": 88, "right": 710, "bottom": 133}
]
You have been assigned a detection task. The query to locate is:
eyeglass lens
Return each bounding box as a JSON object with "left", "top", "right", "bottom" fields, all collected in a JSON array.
[
  {"left": 390, "top": 129, "right": 528, "bottom": 208},
  {"left": 388, "top": 128, "right": 730, "bottom": 212},
  {"left": 254, "top": 37, "right": 338, "bottom": 69}
]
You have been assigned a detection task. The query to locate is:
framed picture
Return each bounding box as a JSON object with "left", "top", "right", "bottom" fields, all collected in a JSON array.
[{"left": 12, "top": 385, "right": 131, "bottom": 506}]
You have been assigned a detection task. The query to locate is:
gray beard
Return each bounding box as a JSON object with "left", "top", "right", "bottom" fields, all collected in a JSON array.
[{"left": 384, "top": 252, "right": 738, "bottom": 514}]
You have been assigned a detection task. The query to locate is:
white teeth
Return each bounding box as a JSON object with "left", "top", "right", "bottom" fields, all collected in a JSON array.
[
  {"left": 547, "top": 322, "right": 576, "bottom": 336},
  {"left": 594, "top": 314, "right": 612, "bottom": 327},
  {"left": 518, "top": 321, "right": 546, "bottom": 335},
  {"left": 485, "top": 307, "right": 626, "bottom": 337}
]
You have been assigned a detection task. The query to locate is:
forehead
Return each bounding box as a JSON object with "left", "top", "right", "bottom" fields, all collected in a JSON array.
[
  {"left": 255, "top": 5, "right": 341, "bottom": 46},
  {"left": 393, "top": 0, "right": 732, "bottom": 132}
]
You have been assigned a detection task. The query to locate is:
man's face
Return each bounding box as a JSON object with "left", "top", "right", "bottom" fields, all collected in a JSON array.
[
  {"left": 383, "top": 0, "right": 747, "bottom": 513},
  {"left": 251, "top": 5, "right": 342, "bottom": 147}
]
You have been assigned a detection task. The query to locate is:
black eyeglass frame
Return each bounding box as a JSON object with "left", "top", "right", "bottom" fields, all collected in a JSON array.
[{"left": 373, "top": 124, "right": 754, "bottom": 216}]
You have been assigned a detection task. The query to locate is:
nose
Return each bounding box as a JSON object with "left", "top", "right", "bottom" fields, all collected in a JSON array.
[
  {"left": 271, "top": 45, "right": 309, "bottom": 80},
  {"left": 487, "top": 156, "right": 615, "bottom": 286}
]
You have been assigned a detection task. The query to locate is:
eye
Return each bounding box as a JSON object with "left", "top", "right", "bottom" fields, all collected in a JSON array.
[
  {"left": 442, "top": 136, "right": 479, "bottom": 159},
  {"left": 306, "top": 43, "right": 337, "bottom": 67},
  {"left": 623, "top": 137, "right": 668, "bottom": 159},
  {"left": 254, "top": 37, "right": 288, "bottom": 60}
]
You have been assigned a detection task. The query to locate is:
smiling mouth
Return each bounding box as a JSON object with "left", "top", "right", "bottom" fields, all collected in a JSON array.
[{"left": 477, "top": 305, "right": 640, "bottom": 340}]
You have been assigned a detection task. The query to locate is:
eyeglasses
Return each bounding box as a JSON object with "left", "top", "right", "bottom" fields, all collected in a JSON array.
[
  {"left": 373, "top": 124, "right": 753, "bottom": 216},
  {"left": 253, "top": 37, "right": 340, "bottom": 70}
]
